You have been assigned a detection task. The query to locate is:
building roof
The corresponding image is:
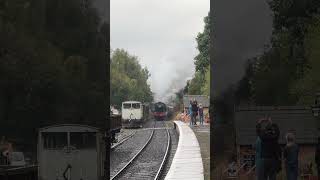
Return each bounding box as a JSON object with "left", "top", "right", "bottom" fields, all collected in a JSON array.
[
  {"left": 183, "top": 95, "right": 209, "bottom": 108},
  {"left": 39, "top": 124, "right": 100, "bottom": 132},
  {"left": 122, "top": 101, "right": 141, "bottom": 104},
  {"left": 234, "top": 106, "right": 318, "bottom": 146}
]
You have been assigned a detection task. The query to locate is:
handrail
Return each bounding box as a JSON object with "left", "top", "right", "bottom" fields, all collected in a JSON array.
[
  {"left": 236, "top": 162, "right": 248, "bottom": 175},
  {"left": 246, "top": 165, "right": 256, "bottom": 176},
  {"left": 222, "top": 162, "right": 249, "bottom": 178}
]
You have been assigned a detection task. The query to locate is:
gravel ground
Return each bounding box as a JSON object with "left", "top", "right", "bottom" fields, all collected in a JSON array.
[
  {"left": 116, "top": 121, "right": 168, "bottom": 180},
  {"left": 110, "top": 119, "right": 155, "bottom": 177},
  {"left": 112, "top": 129, "right": 137, "bottom": 146},
  {"left": 191, "top": 123, "right": 210, "bottom": 180},
  {"left": 115, "top": 129, "right": 136, "bottom": 141}
]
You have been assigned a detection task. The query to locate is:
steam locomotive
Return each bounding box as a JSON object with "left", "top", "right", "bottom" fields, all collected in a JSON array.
[{"left": 151, "top": 102, "right": 168, "bottom": 121}]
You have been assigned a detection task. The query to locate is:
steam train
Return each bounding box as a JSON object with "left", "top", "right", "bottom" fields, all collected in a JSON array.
[
  {"left": 151, "top": 102, "right": 168, "bottom": 121},
  {"left": 167, "top": 105, "right": 174, "bottom": 118}
]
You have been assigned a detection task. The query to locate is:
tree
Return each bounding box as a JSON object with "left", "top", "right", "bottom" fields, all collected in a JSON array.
[
  {"left": 0, "top": 0, "right": 108, "bottom": 147},
  {"left": 235, "top": 0, "right": 320, "bottom": 106},
  {"left": 194, "top": 12, "right": 211, "bottom": 74},
  {"left": 187, "top": 11, "right": 211, "bottom": 95},
  {"left": 110, "top": 49, "right": 153, "bottom": 107},
  {"left": 290, "top": 15, "right": 320, "bottom": 104}
]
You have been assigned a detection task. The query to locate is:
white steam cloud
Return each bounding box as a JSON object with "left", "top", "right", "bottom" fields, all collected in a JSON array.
[{"left": 111, "top": 0, "right": 210, "bottom": 103}]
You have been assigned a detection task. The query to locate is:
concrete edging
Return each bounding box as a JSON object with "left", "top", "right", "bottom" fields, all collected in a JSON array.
[{"left": 164, "top": 121, "right": 204, "bottom": 180}]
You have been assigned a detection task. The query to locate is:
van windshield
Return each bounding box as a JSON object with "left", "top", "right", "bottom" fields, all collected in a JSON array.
[
  {"left": 132, "top": 103, "right": 140, "bottom": 109},
  {"left": 123, "top": 103, "right": 131, "bottom": 109},
  {"left": 70, "top": 132, "right": 96, "bottom": 149},
  {"left": 42, "top": 132, "right": 68, "bottom": 149}
]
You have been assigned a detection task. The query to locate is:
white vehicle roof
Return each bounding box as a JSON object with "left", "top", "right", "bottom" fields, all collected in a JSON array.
[
  {"left": 39, "top": 124, "right": 100, "bottom": 132},
  {"left": 122, "top": 101, "right": 141, "bottom": 104}
]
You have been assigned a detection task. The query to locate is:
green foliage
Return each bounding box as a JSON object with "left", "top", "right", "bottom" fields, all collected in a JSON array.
[
  {"left": 110, "top": 49, "right": 153, "bottom": 107},
  {"left": 186, "top": 12, "right": 211, "bottom": 95},
  {"left": 201, "top": 67, "right": 210, "bottom": 96},
  {"left": 0, "top": 0, "right": 108, "bottom": 142},
  {"left": 194, "top": 13, "right": 211, "bottom": 74},
  {"left": 291, "top": 15, "right": 320, "bottom": 104},
  {"left": 235, "top": 1, "right": 320, "bottom": 106},
  {"left": 188, "top": 72, "right": 205, "bottom": 95}
]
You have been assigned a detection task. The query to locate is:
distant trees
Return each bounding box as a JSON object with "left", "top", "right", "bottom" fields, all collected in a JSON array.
[
  {"left": 0, "top": 0, "right": 108, "bottom": 143},
  {"left": 110, "top": 49, "right": 153, "bottom": 107},
  {"left": 185, "top": 12, "right": 211, "bottom": 96}
]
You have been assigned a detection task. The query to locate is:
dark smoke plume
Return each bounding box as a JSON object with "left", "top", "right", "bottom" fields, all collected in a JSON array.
[{"left": 212, "top": 0, "right": 273, "bottom": 97}]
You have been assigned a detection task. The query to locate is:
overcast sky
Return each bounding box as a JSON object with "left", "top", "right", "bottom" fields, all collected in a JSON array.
[{"left": 111, "top": 0, "right": 210, "bottom": 102}]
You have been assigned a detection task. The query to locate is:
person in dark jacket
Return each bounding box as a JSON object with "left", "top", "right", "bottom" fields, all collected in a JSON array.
[
  {"left": 284, "top": 133, "right": 299, "bottom": 180},
  {"left": 256, "top": 136, "right": 263, "bottom": 179},
  {"left": 256, "top": 119, "right": 264, "bottom": 180},
  {"left": 192, "top": 100, "right": 198, "bottom": 125},
  {"left": 315, "top": 137, "right": 320, "bottom": 180},
  {"left": 198, "top": 104, "right": 204, "bottom": 125},
  {"left": 259, "top": 119, "right": 282, "bottom": 180},
  {"left": 189, "top": 101, "right": 193, "bottom": 126}
]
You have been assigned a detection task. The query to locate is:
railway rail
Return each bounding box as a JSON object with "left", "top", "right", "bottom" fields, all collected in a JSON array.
[
  {"left": 110, "top": 120, "right": 171, "bottom": 180},
  {"left": 111, "top": 130, "right": 137, "bottom": 150}
]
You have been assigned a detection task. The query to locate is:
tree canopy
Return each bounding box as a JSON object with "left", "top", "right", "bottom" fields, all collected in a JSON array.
[
  {"left": 0, "top": 0, "right": 108, "bottom": 144},
  {"left": 235, "top": 0, "right": 320, "bottom": 106},
  {"left": 110, "top": 49, "right": 153, "bottom": 107},
  {"left": 185, "top": 12, "right": 211, "bottom": 96}
]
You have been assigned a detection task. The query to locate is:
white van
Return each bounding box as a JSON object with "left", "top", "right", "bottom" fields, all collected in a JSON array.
[{"left": 121, "top": 101, "right": 143, "bottom": 128}]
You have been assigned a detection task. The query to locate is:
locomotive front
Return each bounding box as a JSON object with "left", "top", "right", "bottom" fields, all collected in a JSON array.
[{"left": 153, "top": 102, "right": 168, "bottom": 121}]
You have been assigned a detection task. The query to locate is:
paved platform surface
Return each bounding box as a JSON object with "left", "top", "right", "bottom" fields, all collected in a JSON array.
[
  {"left": 191, "top": 123, "right": 210, "bottom": 180},
  {"left": 165, "top": 121, "right": 204, "bottom": 180}
]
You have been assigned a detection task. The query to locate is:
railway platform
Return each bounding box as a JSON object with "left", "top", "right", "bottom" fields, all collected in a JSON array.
[{"left": 165, "top": 121, "right": 204, "bottom": 180}]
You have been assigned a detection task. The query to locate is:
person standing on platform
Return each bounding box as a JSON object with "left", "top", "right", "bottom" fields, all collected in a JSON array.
[
  {"left": 283, "top": 132, "right": 299, "bottom": 180},
  {"left": 189, "top": 101, "right": 193, "bottom": 126},
  {"left": 192, "top": 100, "right": 198, "bottom": 125},
  {"left": 255, "top": 121, "right": 263, "bottom": 180},
  {"left": 198, "top": 104, "right": 204, "bottom": 125},
  {"left": 258, "top": 118, "right": 282, "bottom": 180}
]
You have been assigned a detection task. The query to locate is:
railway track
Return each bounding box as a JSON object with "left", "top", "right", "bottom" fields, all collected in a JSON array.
[
  {"left": 111, "top": 130, "right": 137, "bottom": 150},
  {"left": 110, "top": 120, "right": 171, "bottom": 180}
]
